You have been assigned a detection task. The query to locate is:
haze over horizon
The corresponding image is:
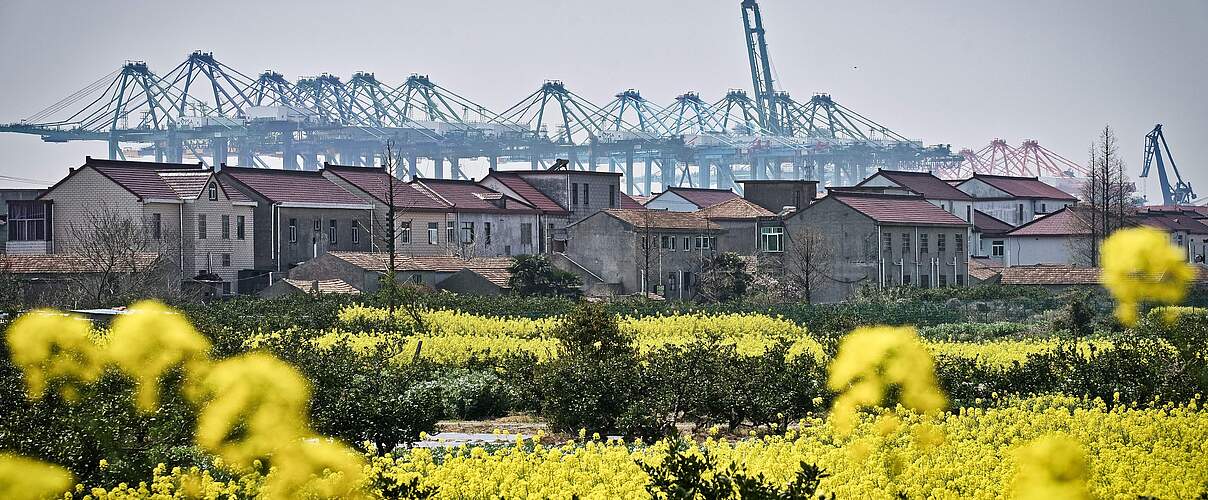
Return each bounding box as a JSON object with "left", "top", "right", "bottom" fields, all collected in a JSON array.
[{"left": 1, "top": 0, "right": 1205, "bottom": 203}]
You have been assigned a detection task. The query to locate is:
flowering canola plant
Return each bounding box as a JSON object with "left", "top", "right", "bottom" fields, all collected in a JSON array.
[
  {"left": 1100, "top": 226, "right": 1197, "bottom": 326},
  {"left": 827, "top": 325, "right": 946, "bottom": 434}
]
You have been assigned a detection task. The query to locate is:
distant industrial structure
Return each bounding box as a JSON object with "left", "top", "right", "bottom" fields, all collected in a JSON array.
[{"left": 1, "top": 1, "right": 1086, "bottom": 195}]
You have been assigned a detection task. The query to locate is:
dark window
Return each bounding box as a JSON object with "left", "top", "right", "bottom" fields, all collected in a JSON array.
[
  {"left": 221, "top": 215, "right": 230, "bottom": 239},
  {"left": 221, "top": 253, "right": 231, "bottom": 267},
  {"left": 956, "top": 274, "right": 965, "bottom": 286},
  {"left": 583, "top": 184, "right": 590, "bottom": 206},
  {"left": 400, "top": 221, "right": 411, "bottom": 244},
  {"left": 992, "top": 240, "right": 1005, "bottom": 257},
  {"left": 903, "top": 274, "right": 912, "bottom": 285},
  {"left": 428, "top": 222, "right": 438, "bottom": 244},
  {"left": 484, "top": 222, "right": 492, "bottom": 245},
  {"left": 289, "top": 218, "right": 297, "bottom": 243},
  {"left": 571, "top": 183, "right": 579, "bottom": 206},
  {"left": 920, "top": 233, "right": 929, "bottom": 253},
  {"left": 666, "top": 272, "right": 678, "bottom": 292},
  {"left": 208, "top": 183, "right": 218, "bottom": 201},
  {"left": 761, "top": 227, "right": 784, "bottom": 253},
  {"left": 151, "top": 213, "right": 162, "bottom": 240},
  {"left": 955, "top": 233, "right": 964, "bottom": 252},
  {"left": 462, "top": 222, "right": 475, "bottom": 243},
  {"left": 197, "top": 215, "right": 207, "bottom": 239},
  {"left": 939, "top": 274, "right": 948, "bottom": 286},
  {"left": 313, "top": 219, "right": 321, "bottom": 233},
  {"left": 937, "top": 234, "right": 946, "bottom": 252},
  {"left": 902, "top": 233, "right": 910, "bottom": 254},
  {"left": 683, "top": 271, "right": 693, "bottom": 291},
  {"left": 411, "top": 274, "right": 422, "bottom": 285},
  {"left": 521, "top": 222, "right": 533, "bottom": 245},
  {"left": 236, "top": 215, "right": 245, "bottom": 240},
  {"left": 661, "top": 235, "right": 675, "bottom": 250},
  {"left": 221, "top": 282, "right": 231, "bottom": 295},
  {"left": 609, "top": 185, "right": 617, "bottom": 208},
  {"left": 7, "top": 201, "right": 49, "bottom": 242},
  {"left": 883, "top": 232, "right": 892, "bottom": 253},
  {"left": 921, "top": 274, "right": 931, "bottom": 288},
  {"left": 352, "top": 222, "right": 360, "bottom": 244},
  {"left": 328, "top": 220, "right": 337, "bottom": 244},
  {"left": 1017, "top": 204, "right": 1024, "bottom": 223},
  {"left": 1040, "top": 203, "right": 1047, "bottom": 213},
  {"left": 447, "top": 221, "right": 455, "bottom": 243}
]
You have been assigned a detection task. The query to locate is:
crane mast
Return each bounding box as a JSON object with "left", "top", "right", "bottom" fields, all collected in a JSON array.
[
  {"left": 1141, "top": 124, "right": 1195, "bottom": 205},
  {"left": 741, "top": 0, "right": 779, "bottom": 134}
]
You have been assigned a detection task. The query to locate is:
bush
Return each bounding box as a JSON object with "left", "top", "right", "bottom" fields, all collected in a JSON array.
[{"left": 436, "top": 369, "right": 512, "bottom": 420}]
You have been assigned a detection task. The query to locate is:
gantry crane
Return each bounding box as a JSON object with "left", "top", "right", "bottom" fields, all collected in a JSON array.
[{"left": 1141, "top": 124, "right": 1195, "bottom": 205}]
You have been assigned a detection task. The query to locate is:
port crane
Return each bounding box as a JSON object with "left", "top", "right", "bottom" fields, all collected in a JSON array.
[{"left": 1141, "top": 124, "right": 1195, "bottom": 205}]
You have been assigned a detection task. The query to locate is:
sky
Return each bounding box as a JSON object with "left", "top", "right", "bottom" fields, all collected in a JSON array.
[{"left": 0, "top": 0, "right": 1205, "bottom": 203}]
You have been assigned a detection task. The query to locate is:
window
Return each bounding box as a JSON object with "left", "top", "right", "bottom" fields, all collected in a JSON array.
[
  {"left": 400, "top": 221, "right": 411, "bottom": 244},
  {"left": 882, "top": 232, "right": 892, "bottom": 253},
  {"left": 289, "top": 218, "right": 297, "bottom": 243},
  {"left": 666, "top": 272, "right": 678, "bottom": 292},
  {"left": 151, "top": 213, "right": 161, "bottom": 240},
  {"left": 521, "top": 223, "right": 533, "bottom": 245},
  {"left": 221, "top": 253, "right": 231, "bottom": 267},
  {"left": 1040, "top": 203, "right": 1047, "bottom": 214},
  {"left": 609, "top": 185, "right": 617, "bottom": 208},
  {"left": 328, "top": 220, "right": 337, "bottom": 244},
  {"left": 683, "top": 271, "right": 693, "bottom": 291},
  {"left": 462, "top": 222, "right": 475, "bottom": 243},
  {"left": 221, "top": 215, "right": 230, "bottom": 239},
  {"left": 939, "top": 274, "right": 948, "bottom": 287},
  {"left": 694, "top": 235, "right": 712, "bottom": 250},
  {"left": 683, "top": 236, "right": 690, "bottom": 251},
  {"left": 992, "top": 240, "right": 1005, "bottom": 257},
  {"left": 208, "top": 183, "right": 218, "bottom": 201},
  {"left": 313, "top": 219, "right": 321, "bottom": 233},
  {"left": 920, "top": 274, "right": 931, "bottom": 288},
  {"left": 447, "top": 221, "right": 455, "bottom": 244},
  {"left": 902, "top": 233, "right": 910, "bottom": 254},
  {"left": 661, "top": 235, "right": 675, "bottom": 250},
  {"left": 937, "top": 234, "right": 946, "bottom": 252},
  {"left": 236, "top": 215, "right": 245, "bottom": 240},
  {"left": 352, "top": 222, "right": 360, "bottom": 244},
  {"left": 955, "top": 233, "right": 964, "bottom": 253},
  {"left": 583, "top": 184, "right": 590, "bottom": 206},
  {"left": 956, "top": 274, "right": 965, "bottom": 286},
  {"left": 1017, "top": 203, "right": 1024, "bottom": 223},
  {"left": 428, "top": 222, "right": 439, "bottom": 244},
  {"left": 571, "top": 183, "right": 579, "bottom": 206},
  {"left": 221, "top": 282, "right": 231, "bottom": 295},
  {"left": 760, "top": 226, "right": 784, "bottom": 253},
  {"left": 7, "top": 201, "right": 49, "bottom": 242},
  {"left": 411, "top": 274, "right": 423, "bottom": 285},
  {"left": 920, "top": 233, "right": 929, "bottom": 253},
  {"left": 197, "top": 215, "right": 207, "bottom": 239},
  {"left": 903, "top": 274, "right": 912, "bottom": 285},
  {"left": 484, "top": 222, "right": 492, "bottom": 245}
]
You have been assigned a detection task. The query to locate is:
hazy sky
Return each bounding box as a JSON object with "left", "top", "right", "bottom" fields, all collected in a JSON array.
[{"left": 1, "top": 0, "right": 1205, "bottom": 203}]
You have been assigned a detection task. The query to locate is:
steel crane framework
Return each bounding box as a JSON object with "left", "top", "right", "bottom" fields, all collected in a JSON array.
[{"left": 3, "top": 2, "right": 996, "bottom": 194}]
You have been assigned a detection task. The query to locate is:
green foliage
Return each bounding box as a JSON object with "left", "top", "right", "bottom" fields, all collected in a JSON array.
[
  {"left": 918, "top": 322, "right": 1029, "bottom": 342},
  {"left": 697, "top": 252, "right": 754, "bottom": 303},
  {"left": 641, "top": 435, "right": 831, "bottom": 500},
  {"left": 506, "top": 254, "right": 583, "bottom": 298}
]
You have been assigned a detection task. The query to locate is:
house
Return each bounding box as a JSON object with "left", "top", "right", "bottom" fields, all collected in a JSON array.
[
  {"left": 285, "top": 251, "right": 513, "bottom": 294},
  {"left": 323, "top": 164, "right": 543, "bottom": 258},
  {"left": 852, "top": 170, "right": 975, "bottom": 222},
  {"left": 972, "top": 210, "right": 1014, "bottom": 259},
  {"left": 644, "top": 187, "right": 740, "bottom": 212},
  {"left": 738, "top": 180, "right": 818, "bottom": 214},
  {"left": 784, "top": 191, "right": 971, "bottom": 302},
  {"left": 562, "top": 209, "right": 721, "bottom": 299},
  {"left": 1001, "top": 207, "right": 1090, "bottom": 266},
  {"left": 955, "top": 174, "right": 1079, "bottom": 226},
  {"left": 974, "top": 263, "right": 1208, "bottom": 292},
  {"left": 435, "top": 267, "right": 512, "bottom": 295},
  {"left": 219, "top": 167, "right": 375, "bottom": 280},
  {"left": 259, "top": 278, "right": 361, "bottom": 299},
  {"left": 1, "top": 188, "right": 43, "bottom": 250},
  {"left": 696, "top": 197, "right": 775, "bottom": 255},
  {"left": 1135, "top": 210, "right": 1208, "bottom": 263},
  {"left": 10, "top": 158, "right": 256, "bottom": 295},
  {"left": 0, "top": 253, "right": 166, "bottom": 306}
]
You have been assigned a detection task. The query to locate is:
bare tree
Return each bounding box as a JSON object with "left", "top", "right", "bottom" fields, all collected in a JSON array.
[
  {"left": 63, "top": 205, "right": 178, "bottom": 307},
  {"left": 782, "top": 225, "right": 836, "bottom": 304},
  {"left": 634, "top": 209, "right": 661, "bottom": 296},
  {"left": 1075, "top": 125, "right": 1140, "bottom": 265}
]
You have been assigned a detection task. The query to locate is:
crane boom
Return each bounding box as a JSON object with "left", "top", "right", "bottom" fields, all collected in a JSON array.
[
  {"left": 1141, "top": 124, "right": 1195, "bottom": 205},
  {"left": 741, "top": 0, "right": 779, "bottom": 133}
]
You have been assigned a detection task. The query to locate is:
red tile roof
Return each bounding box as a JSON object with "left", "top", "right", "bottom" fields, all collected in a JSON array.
[
  {"left": 664, "top": 187, "right": 740, "bottom": 208},
  {"left": 222, "top": 167, "right": 368, "bottom": 206},
  {"left": 413, "top": 179, "right": 538, "bottom": 214},
  {"left": 983, "top": 264, "right": 1208, "bottom": 286},
  {"left": 863, "top": 170, "right": 973, "bottom": 200},
  {"left": 323, "top": 165, "right": 449, "bottom": 210},
  {"left": 281, "top": 278, "right": 361, "bottom": 294},
  {"left": 326, "top": 252, "right": 513, "bottom": 273},
  {"left": 968, "top": 257, "right": 1005, "bottom": 282},
  {"left": 217, "top": 178, "right": 252, "bottom": 203},
  {"left": 158, "top": 172, "right": 212, "bottom": 199},
  {"left": 1136, "top": 213, "right": 1208, "bottom": 234},
  {"left": 596, "top": 209, "right": 720, "bottom": 230},
  {"left": 974, "top": 210, "right": 1014, "bottom": 235},
  {"left": 485, "top": 172, "right": 569, "bottom": 215},
  {"left": 91, "top": 163, "right": 200, "bottom": 201},
  {"left": 967, "top": 174, "right": 1078, "bottom": 201},
  {"left": 0, "top": 253, "right": 162, "bottom": 274},
  {"left": 1006, "top": 207, "right": 1090, "bottom": 236},
  {"left": 827, "top": 192, "right": 968, "bottom": 226},
  {"left": 618, "top": 192, "right": 646, "bottom": 209},
  {"left": 697, "top": 197, "right": 774, "bottom": 220}
]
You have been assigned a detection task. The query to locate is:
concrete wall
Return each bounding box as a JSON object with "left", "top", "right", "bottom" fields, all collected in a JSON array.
[
  {"left": 958, "top": 179, "right": 1073, "bottom": 225},
  {"left": 42, "top": 167, "right": 145, "bottom": 253},
  {"left": 514, "top": 172, "right": 623, "bottom": 223},
  {"left": 1004, "top": 235, "right": 1089, "bottom": 266},
  {"left": 740, "top": 181, "right": 815, "bottom": 213},
  {"left": 275, "top": 207, "right": 375, "bottom": 272},
  {"left": 563, "top": 212, "right": 718, "bottom": 298},
  {"left": 435, "top": 269, "right": 505, "bottom": 295},
  {"left": 645, "top": 191, "right": 698, "bottom": 212},
  {"left": 714, "top": 219, "right": 757, "bottom": 254},
  {"left": 449, "top": 212, "right": 541, "bottom": 258}
]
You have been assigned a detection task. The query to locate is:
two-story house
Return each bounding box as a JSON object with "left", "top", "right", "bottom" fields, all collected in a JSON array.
[
  {"left": 8, "top": 157, "right": 256, "bottom": 294},
  {"left": 219, "top": 167, "right": 374, "bottom": 282},
  {"left": 644, "top": 187, "right": 741, "bottom": 212},
  {"left": 955, "top": 174, "right": 1078, "bottom": 225},
  {"left": 414, "top": 179, "right": 542, "bottom": 257},
  {"left": 785, "top": 191, "right": 970, "bottom": 302},
  {"left": 852, "top": 170, "right": 975, "bottom": 223}
]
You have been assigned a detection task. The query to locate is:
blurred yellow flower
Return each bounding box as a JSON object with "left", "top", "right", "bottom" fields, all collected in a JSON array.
[
  {"left": 0, "top": 453, "right": 74, "bottom": 500},
  {"left": 4, "top": 309, "right": 103, "bottom": 401},
  {"left": 1100, "top": 227, "right": 1196, "bottom": 326},
  {"left": 107, "top": 300, "right": 212, "bottom": 412},
  {"left": 1010, "top": 434, "right": 1090, "bottom": 500},
  {"left": 827, "top": 326, "right": 947, "bottom": 434},
  {"left": 262, "top": 439, "right": 368, "bottom": 500}
]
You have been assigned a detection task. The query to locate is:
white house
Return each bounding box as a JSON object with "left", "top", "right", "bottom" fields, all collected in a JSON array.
[{"left": 955, "top": 174, "right": 1078, "bottom": 226}]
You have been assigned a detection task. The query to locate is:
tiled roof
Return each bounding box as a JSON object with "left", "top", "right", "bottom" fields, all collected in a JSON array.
[
  {"left": 967, "top": 174, "right": 1078, "bottom": 201},
  {"left": 697, "top": 197, "right": 774, "bottom": 220},
  {"left": 463, "top": 268, "right": 513, "bottom": 289},
  {"left": 323, "top": 165, "right": 449, "bottom": 210},
  {"left": 0, "top": 253, "right": 161, "bottom": 274},
  {"left": 968, "top": 257, "right": 1004, "bottom": 282},
  {"left": 486, "top": 172, "right": 569, "bottom": 215},
  {"left": 867, "top": 170, "right": 973, "bottom": 200},
  {"left": 974, "top": 210, "right": 1014, "bottom": 235},
  {"left": 414, "top": 179, "right": 538, "bottom": 213},
  {"left": 618, "top": 192, "right": 646, "bottom": 209},
  {"left": 1006, "top": 207, "right": 1090, "bottom": 236},
  {"left": 629, "top": 194, "right": 655, "bottom": 205},
  {"left": 281, "top": 278, "right": 361, "bottom": 294},
  {"left": 664, "top": 187, "right": 740, "bottom": 208},
  {"left": 90, "top": 161, "right": 201, "bottom": 201},
  {"left": 1136, "top": 213, "right": 1208, "bottom": 234},
  {"left": 327, "top": 251, "right": 513, "bottom": 273},
  {"left": 158, "top": 172, "right": 211, "bottom": 199},
  {"left": 218, "top": 178, "right": 253, "bottom": 203},
  {"left": 828, "top": 192, "right": 968, "bottom": 226},
  {"left": 1141, "top": 205, "right": 1208, "bottom": 218},
  {"left": 599, "top": 209, "right": 720, "bottom": 230},
  {"left": 222, "top": 167, "right": 368, "bottom": 205},
  {"left": 989, "top": 264, "right": 1208, "bottom": 286}
]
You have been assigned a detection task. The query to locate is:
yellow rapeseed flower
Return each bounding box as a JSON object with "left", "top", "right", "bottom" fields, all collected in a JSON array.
[
  {"left": 0, "top": 453, "right": 74, "bottom": 500},
  {"left": 107, "top": 300, "right": 212, "bottom": 412},
  {"left": 262, "top": 439, "right": 368, "bottom": 500},
  {"left": 4, "top": 309, "right": 103, "bottom": 401},
  {"left": 1100, "top": 226, "right": 1196, "bottom": 326},
  {"left": 827, "top": 326, "right": 946, "bottom": 434},
  {"left": 1010, "top": 434, "right": 1091, "bottom": 500}
]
